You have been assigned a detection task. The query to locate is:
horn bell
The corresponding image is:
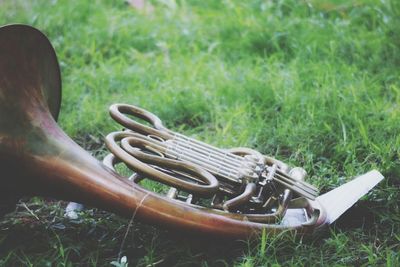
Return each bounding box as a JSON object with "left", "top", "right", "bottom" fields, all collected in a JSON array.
[{"left": 0, "top": 24, "right": 62, "bottom": 212}]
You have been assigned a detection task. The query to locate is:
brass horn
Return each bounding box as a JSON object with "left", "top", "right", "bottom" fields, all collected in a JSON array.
[{"left": 0, "top": 24, "right": 384, "bottom": 238}]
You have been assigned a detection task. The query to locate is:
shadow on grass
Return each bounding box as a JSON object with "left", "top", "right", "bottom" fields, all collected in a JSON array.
[
  {"left": 0, "top": 198, "right": 250, "bottom": 266},
  {"left": 1, "top": 196, "right": 397, "bottom": 266}
]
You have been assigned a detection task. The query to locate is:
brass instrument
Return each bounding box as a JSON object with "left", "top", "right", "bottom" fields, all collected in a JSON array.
[
  {"left": 104, "top": 104, "right": 318, "bottom": 215},
  {"left": 0, "top": 24, "right": 384, "bottom": 238}
]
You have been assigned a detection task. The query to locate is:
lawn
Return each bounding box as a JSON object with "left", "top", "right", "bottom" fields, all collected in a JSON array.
[{"left": 0, "top": 0, "right": 399, "bottom": 266}]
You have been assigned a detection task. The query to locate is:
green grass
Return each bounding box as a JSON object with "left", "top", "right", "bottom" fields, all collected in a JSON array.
[{"left": 1, "top": 0, "right": 399, "bottom": 266}]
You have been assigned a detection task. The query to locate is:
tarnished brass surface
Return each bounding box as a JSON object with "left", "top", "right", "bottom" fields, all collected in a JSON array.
[
  {"left": 1, "top": 24, "right": 382, "bottom": 239},
  {"left": 104, "top": 105, "right": 327, "bottom": 232}
]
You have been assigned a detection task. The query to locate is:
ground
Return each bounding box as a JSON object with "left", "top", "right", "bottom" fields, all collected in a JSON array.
[{"left": 0, "top": 0, "right": 399, "bottom": 266}]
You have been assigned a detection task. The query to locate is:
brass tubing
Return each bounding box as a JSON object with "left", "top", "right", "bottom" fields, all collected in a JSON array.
[
  {"left": 264, "top": 156, "right": 290, "bottom": 172},
  {"left": 228, "top": 148, "right": 317, "bottom": 199},
  {"left": 222, "top": 183, "right": 257, "bottom": 211},
  {"left": 121, "top": 136, "right": 220, "bottom": 189},
  {"left": 106, "top": 132, "right": 219, "bottom": 197},
  {"left": 109, "top": 104, "right": 248, "bottom": 169},
  {"left": 276, "top": 169, "right": 319, "bottom": 192},
  {"left": 109, "top": 106, "right": 251, "bottom": 187},
  {"left": 109, "top": 105, "right": 319, "bottom": 199},
  {"left": 274, "top": 173, "right": 318, "bottom": 195},
  {"left": 103, "top": 151, "right": 320, "bottom": 231},
  {"left": 272, "top": 177, "right": 316, "bottom": 200},
  {"left": 166, "top": 140, "right": 243, "bottom": 175},
  {"left": 115, "top": 131, "right": 245, "bottom": 184},
  {"left": 173, "top": 134, "right": 245, "bottom": 165},
  {"left": 103, "top": 153, "right": 118, "bottom": 170},
  {"left": 109, "top": 104, "right": 173, "bottom": 140},
  {"left": 165, "top": 145, "right": 243, "bottom": 183},
  {"left": 103, "top": 153, "right": 142, "bottom": 183},
  {"left": 227, "top": 147, "right": 265, "bottom": 163},
  {"left": 198, "top": 189, "right": 292, "bottom": 223}
]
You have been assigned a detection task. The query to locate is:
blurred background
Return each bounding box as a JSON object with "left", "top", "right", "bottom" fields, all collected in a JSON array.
[{"left": 0, "top": 0, "right": 399, "bottom": 266}]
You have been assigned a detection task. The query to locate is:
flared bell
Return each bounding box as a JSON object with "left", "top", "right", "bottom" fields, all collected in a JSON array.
[
  {"left": 0, "top": 24, "right": 61, "bottom": 121},
  {"left": 0, "top": 24, "right": 61, "bottom": 212}
]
